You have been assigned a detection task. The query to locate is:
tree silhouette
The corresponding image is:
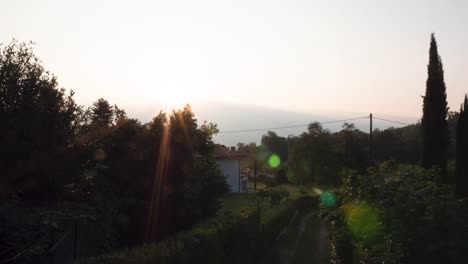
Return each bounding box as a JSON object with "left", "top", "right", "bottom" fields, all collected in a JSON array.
[
  {"left": 261, "top": 131, "right": 288, "bottom": 164},
  {"left": 421, "top": 33, "right": 449, "bottom": 180},
  {"left": 456, "top": 95, "right": 468, "bottom": 197},
  {"left": 114, "top": 104, "right": 127, "bottom": 125},
  {"left": 0, "top": 40, "right": 81, "bottom": 199},
  {"left": 91, "top": 98, "right": 114, "bottom": 128},
  {"left": 148, "top": 105, "right": 227, "bottom": 241}
]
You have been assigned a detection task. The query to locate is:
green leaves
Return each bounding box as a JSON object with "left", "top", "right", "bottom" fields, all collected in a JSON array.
[{"left": 331, "top": 163, "right": 464, "bottom": 263}]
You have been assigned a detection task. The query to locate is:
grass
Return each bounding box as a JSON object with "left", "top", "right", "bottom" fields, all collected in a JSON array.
[
  {"left": 219, "top": 182, "right": 318, "bottom": 223},
  {"left": 220, "top": 182, "right": 306, "bottom": 214},
  {"left": 248, "top": 181, "right": 318, "bottom": 197},
  {"left": 219, "top": 193, "right": 256, "bottom": 214},
  {"left": 248, "top": 180, "right": 268, "bottom": 191}
]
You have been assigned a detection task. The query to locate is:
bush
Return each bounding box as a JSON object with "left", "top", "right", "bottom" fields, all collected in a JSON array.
[
  {"left": 256, "top": 186, "right": 289, "bottom": 206},
  {"left": 298, "top": 185, "right": 308, "bottom": 195},
  {"left": 185, "top": 157, "right": 230, "bottom": 224},
  {"left": 322, "top": 162, "right": 468, "bottom": 263},
  {"left": 276, "top": 169, "right": 288, "bottom": 184}
]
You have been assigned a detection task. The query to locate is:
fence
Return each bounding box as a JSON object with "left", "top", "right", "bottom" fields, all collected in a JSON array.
[{"left": 47, "top": 219, "right": 107, "bottom": 264}]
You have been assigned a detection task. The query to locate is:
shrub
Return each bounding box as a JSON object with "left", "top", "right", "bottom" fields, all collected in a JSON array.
[
  {"left": 256, "top": 186, "right": 289, "bottom": 206},
  {"left": 185, "top": 157, "right": 230, "bottom": 224},
  {"left": 298, "top": 185, "right": 308, "bottom": 195},
  {"left": 276, "top": 168, "right": 288, "bottom": 184},
  {"left": 322, "top": 163, "right": 468, "bottom": 263}
]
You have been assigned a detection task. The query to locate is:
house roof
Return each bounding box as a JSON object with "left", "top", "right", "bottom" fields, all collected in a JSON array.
[{"left": 213, "top": 146, "right": 249, "bottom": 159}]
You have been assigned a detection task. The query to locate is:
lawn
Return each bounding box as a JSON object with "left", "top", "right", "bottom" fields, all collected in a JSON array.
[
  {"left": 219, "top": 193, "right": 256, "bottom": 214},
  {"left": 220, "top": 183, "right": 301, "bottom": 213},
  {"left": 219, "top": 182, "right": 319, "bottom": 222},
  {"left": 248, "top": 181, "right": 318, "bottom": 196}
]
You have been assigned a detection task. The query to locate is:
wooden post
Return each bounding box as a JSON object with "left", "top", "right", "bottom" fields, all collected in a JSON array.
[{"left": 73, "top": 222, "right": 78, "bottom": 259}]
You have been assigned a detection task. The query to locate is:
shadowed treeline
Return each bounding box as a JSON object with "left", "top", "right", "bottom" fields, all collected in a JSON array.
[{"left": 0, "top": 40, "right": 228, "bottom": 263}]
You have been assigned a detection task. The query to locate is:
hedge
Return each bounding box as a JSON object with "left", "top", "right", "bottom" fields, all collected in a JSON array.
[{"left": 75, "top": 195, "right": 318, "bottom": 264}]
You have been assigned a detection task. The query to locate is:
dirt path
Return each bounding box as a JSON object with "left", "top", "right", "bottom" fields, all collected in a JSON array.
[{"left": 258, "top": 209, "right": 330, "bottom": 264}]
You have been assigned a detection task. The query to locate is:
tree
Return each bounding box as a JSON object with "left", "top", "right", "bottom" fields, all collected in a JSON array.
[
  {"left": 339, "top": 123, "right": 368, "bottom": 172},
  {"left": 91, "top": 98, "right": 114, "bottom": 128},
  {"left": 421, "top": 33, "right": 449, "bottom": 179},
  {"left": 289, "top": 122, "right": 342, "bottom": 185},
  {"left": 114, "top": 104, "right": 127, "bottom": 125},
  {"left": 0, "top": 40, "right": 81, "bottom": 199},
  {"left": 456, "top": 95, "right": 468, "bottom": 197},
  {"left": 261, "top": 131, "right": 288, "bottom": 162},
  {"left": 147, "top": 105, "right": 227, "bottom": 241}
]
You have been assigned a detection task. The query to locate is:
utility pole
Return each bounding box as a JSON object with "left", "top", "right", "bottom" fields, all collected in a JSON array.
[
  {"left": 369, "top": 113, "right": 373, "bottom": 164},
  {"left": 287, "top": 136, "right": 291, "bottom": 181}
]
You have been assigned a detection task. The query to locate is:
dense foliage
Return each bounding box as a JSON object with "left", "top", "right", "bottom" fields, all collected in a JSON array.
[
  {"left": 242, "top": 123, "right": 369, "bottom": 186},
  {"left": 289, "top": 123, "right": 345, "bottom": 185},
  {"left": 0, "top": 40, "right": 82, "bottom": 200},
  {"left": 322, "top": 163, "right": 468, "bottom": 263}
]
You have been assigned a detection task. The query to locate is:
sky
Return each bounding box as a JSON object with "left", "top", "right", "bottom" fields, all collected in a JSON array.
[{"left": 2, "top": 0, "right": 468, "bottom": 145}]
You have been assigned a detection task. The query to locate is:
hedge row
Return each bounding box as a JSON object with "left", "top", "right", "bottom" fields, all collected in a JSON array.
[
  {"left": 75, "top": 195, "right": 318, "bottom": 264},
  {"left": 319, "top": 202, "right": 354, "bottom": 264}
]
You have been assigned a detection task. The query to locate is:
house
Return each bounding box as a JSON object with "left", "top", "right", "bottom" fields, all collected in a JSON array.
[{"left": 214, "top": 146, "right": 249, "bottom": 193}]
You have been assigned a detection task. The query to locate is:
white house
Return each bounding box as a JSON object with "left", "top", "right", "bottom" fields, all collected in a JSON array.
[{"left": 214, "top": 146, "right": 249, "bottom": 193}]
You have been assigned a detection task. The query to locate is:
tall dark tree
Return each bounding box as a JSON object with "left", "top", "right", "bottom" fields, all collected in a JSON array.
[
  {"left": 421, "top": 33, "right": 449, "bottom": 179},
  {"left": 0, "top": 40, "right": 81, "bottom": 199},
  {"left": 456, "top": 95, "right": 468, "bottom": 197}
]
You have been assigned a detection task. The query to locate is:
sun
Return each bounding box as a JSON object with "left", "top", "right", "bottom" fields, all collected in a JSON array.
[
  {"left": 159, "top": 89, "right": 189, "bottom": 111},
  {"left": 143, "top": 84, "right": 196, "bottom": 112}
]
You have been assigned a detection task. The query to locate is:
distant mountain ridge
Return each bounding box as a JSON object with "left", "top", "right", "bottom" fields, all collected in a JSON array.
[{"left": 124, "top": 102, "right": 419, "bottom": 146}]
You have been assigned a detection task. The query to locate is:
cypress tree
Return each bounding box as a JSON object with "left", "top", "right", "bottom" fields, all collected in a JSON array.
[
  {"left": 456, "top": 95, "right": 468, "bottom": 197},
  {"left": 421, "top": 33, "right": 449, "bottom": 179}
]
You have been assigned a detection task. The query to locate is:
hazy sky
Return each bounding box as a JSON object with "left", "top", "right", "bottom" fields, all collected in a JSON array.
[{"left": 2, "top": 0, "right": 468, "bottom": 144}]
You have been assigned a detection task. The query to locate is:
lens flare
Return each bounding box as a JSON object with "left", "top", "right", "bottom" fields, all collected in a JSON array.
[
  {"left": 146, "top": 121, "right": 171, "bottom": 241},
  {"left": 312, "top": 187, "right": 323, "bottom": 195},
  {"left": 344, "top": 203, "right": 383, "bottom": 244},
  {"left": 320, "top": 191, "right": 337, "bottom": 208},
  {"left": 268, "top": 154, "right": 281, "bottom": 168}
]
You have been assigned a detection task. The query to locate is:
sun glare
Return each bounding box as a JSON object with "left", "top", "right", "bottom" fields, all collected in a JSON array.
[{"left": 158, "top": 89, "right": 189, "bottom": 111}]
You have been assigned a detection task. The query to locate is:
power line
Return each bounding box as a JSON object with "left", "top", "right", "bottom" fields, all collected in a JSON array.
[
  {"left": 218, "top": 115, "right": 413, "bottom": 134},
  {"left": 218, "top": 116, "right": 369, "bottom": 134},
  {"left": 373, "top": 117, "right": 411, "bottom": 126}
]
